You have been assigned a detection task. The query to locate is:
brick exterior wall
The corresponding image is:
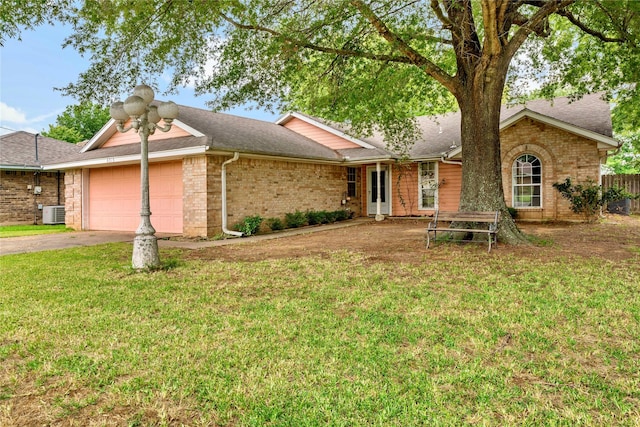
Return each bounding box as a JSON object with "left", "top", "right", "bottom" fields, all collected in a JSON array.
[
  {"left": 184, "top": 155, "right": 357, "bottom": 238},
  {"left": 64, "top": 169, "right": 83, "bottom": 230},
  {"left": 182, "top": 156, "right": 209, "bottom": 237},
  {"left": 0, "top": 170, "right": 65, "bottom": 225},
  {"left": 368, "top": 119, "right": 605, "bottom": 221},
  {"left": 179, "top": 155, "right": 356, "bottom": 237},
  {"left": 222, "top": 156, "right": 351, "bottom": 236},
  {"left": 500, "top": 118, "right": 605, "bottom": 221}
]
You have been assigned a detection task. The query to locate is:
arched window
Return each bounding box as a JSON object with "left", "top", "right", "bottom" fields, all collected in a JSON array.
[{"left": 512, "top": 154, "right": 542, "bottom": 208}]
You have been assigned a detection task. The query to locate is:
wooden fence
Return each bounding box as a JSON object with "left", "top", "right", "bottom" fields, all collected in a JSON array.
[{"left": 602, "top": 174, "right": 640, "bottom": 214}]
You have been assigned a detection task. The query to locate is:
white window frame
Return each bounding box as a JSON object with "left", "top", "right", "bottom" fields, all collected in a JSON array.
[
  {"left": 347, "top": 167, "right": 358, "bottom": 198},
  {"left": 418, "top": 161, "right": 438, "bottom": 210},
  {"left": 512, "top": 154, "right": 542, "bottom": 208}
]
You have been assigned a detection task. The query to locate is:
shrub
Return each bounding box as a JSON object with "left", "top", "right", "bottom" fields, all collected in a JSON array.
[
  {"left": 552, "top": 178, "right": 638, "bottom": 222},
  {"left": 507, "top": 207, "right": 518, "bottom": 219},
  {"left": 285, "top": 211, "right": 307, "bottom": 228},
  {"left": 266, "top": 217, "right": 284, "bottom": 231},
  {"left": 334, "top": 209, "right": 350, "bottom": 221},
  {"left": 306, "top": 210, "right": 325, "bottom": 226},
  {"left": 603, "top": 185, "right": 639, "bottom": 203},
  {"left": 553, "top": 178, "right": 602, "bottom": 222},
  {"left": 323, "top": 211, "right": 337, "bottom": 224},
  {"left": 233, "top": 215, "right": 263, "bottom": 236}
]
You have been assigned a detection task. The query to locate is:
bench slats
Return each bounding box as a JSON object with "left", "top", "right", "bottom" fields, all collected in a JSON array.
[{"left": 426, "top": 210, "right": 500, "bottom": 252}]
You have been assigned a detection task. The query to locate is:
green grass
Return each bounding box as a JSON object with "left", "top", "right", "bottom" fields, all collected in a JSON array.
[
  {"left": 0, "top": 224, "right": 70, "bottom": 238},
  {"left": 1, "top": 244, "right": 639, "bottom": 425}
]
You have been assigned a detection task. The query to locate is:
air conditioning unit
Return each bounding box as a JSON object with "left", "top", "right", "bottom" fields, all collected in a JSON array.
[{"left": 43, "top": 205, "right": 65, "bottom": 225}]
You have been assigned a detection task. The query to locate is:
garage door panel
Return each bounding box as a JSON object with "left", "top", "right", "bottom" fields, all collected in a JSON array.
[{"left": 88, "top": 162, "right": 183, "bottom": 233}]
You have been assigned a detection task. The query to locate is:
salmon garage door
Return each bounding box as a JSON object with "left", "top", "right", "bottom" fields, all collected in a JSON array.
[{"left": 88, "top": 161, "right": 183, "bottom": 233}]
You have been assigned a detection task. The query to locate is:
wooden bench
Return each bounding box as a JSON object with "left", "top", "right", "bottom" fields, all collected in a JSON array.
[{"left": 426, "top": 210, "right": 500, "bottom": 252}]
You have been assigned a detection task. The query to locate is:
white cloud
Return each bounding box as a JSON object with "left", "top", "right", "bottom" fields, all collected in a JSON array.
[{"left": 0, "top": 102, "right": 28, "bottom": 124}]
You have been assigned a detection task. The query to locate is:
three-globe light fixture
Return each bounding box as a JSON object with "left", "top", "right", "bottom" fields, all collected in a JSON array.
[{"left": 109, "top": 84, "right": 179, "bottom": 269}]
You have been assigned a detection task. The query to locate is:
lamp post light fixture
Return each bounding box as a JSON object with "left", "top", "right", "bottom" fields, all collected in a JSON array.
[{"left": 110, "top": 84, "right": 179, "bottom": 269}]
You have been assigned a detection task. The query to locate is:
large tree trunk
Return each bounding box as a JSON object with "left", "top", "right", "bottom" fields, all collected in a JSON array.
[{"left": 455, "top": 63, "right": 528, "bottom": 245}]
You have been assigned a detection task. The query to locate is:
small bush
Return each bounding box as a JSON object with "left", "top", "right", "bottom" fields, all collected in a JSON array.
[
  {"left": 553, "top": 178, "right": 602, "bottom": 222},
  {"left": 306, "top": 210, "right": 325, "bottom": 225},
  {"left": 507, "top": 207, "right": 518, "bottom": 219},
  {"left": 323, "top": 211, "right": 336, "bottom": 224},
  {"left": 285, "top": 211, "right": 307, "bottom": 228},
  {"left": 233, "top": 215, "right": 263, "bottom": 236},
  {"left": 552, "top": 177, "right": 639, "bottom": 222},
  {"left": 266, "top": 217, "right": 284, "bottom": 231}
]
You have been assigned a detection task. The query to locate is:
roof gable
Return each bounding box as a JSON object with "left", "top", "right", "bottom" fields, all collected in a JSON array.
[
  {"left": 500, "top": 109, "right": 619, "bottom": 149},
  {"left": 276, "top": 112, "right": 376, "bottom": 149},
  {"left": 82, "top": 117, "right": 204, "bottom": 153}
]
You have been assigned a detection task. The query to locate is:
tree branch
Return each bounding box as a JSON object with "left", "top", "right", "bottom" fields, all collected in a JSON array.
[
  {"left": 556, "top": 7, "right": 628, "bottom": 44},
  {"left": 350, "top": 0, "right": 458, "bottom": 94},
  {"left": 219, "top": 13, "right": 415, "bottom": 65},
  {"left": 503, "top": 0, "right": 575, "bottom": 64}
]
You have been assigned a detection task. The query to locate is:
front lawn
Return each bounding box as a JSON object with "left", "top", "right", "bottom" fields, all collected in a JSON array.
[
  {"left": 1, "top": 241, "right": 639, "bottom": 425},
  {"left": 0, "top": 224, "right": 70, "bottom": 238}
]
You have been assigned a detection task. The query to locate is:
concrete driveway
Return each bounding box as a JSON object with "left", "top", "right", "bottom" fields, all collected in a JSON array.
[
  {"left": 0, "top": 219, "right": 372, "bottom": 256},
  {"left": 0, "top": 231, "right": 137, "bottom": 256}
]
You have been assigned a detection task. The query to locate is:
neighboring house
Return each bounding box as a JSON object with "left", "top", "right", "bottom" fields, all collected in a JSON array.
[
  {"left": 45, "top": 93, "right": 619, "bottom": 237},
  {"left": 0, "top": 132, "right": 80, "bottom": 225}
]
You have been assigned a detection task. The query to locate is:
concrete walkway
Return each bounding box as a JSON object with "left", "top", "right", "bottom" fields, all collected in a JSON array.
[{"left": 0, "top": 218, "right": 373, "bottom": 256}]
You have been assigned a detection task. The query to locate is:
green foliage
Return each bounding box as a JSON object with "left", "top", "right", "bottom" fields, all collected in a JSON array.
[
  {"left": 41, "top": 125, "right": 84, "bottom": 144},
  {"left": 334, "top": 209, "right": 352, "bottom": 221},
  {"left": 553, "top": 177, "right": 638, "bottom": 222},
  {"left": 284, "top": 211, "right": 307, "bottom": 229},
  {"left": 306, "top": 210, "right": 352, "bottom": 226},
  {"left": 605, "top": 140, "right": 640, "bottom": 174},
  {"left": 233, "top": 215, "right": 263, "bottom": 236},
  {"left": 553, "top": 178, "right": 604, "bottom": 222},
  {"left": 41, "top": 103, "right": 110, "bottom": 143},
  {"left": 265, "top": 217, "right": 284, "bottom": 231},
  {"left": 305, "top": 210, "right": 326, "bottom": 226}
]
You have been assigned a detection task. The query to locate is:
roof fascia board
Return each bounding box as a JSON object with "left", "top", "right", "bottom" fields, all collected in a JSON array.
[
  {"left": 81, "top": 119, "right": 116, "bottom": 153},
  {"left": 43, "top": 146, "right": 210, "bottom": 170},
  {"left": 501, "top": 109, "right": 619, "bottom": 148},
  {"left": 171, "top": 119, "right": 205, "bottom": 138},
  {"left": 277, "top": 112, "right": 377, "bottom": 149}
]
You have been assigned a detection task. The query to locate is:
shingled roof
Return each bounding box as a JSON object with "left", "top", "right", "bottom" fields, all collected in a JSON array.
[
  {"left": 176, "top": 105, "right": 343, "bottom": 161},
  {"left": 356, "top": 92, "right": 617, "bottom": 159},
  {"left": 44, "top": 93, "right": 617, "bottom": 168},
  {"left": 0, "top": 131, "right": 81, "bottom": 170}
]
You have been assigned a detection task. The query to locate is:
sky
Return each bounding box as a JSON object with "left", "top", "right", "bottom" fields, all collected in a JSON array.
[{"left": 0, "top": 24, "right": 278, "bottom": 137}]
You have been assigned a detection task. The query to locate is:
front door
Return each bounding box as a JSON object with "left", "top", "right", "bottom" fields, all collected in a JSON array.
[{"left": 367, "top": 165, "right": 390, "bottom": 215}]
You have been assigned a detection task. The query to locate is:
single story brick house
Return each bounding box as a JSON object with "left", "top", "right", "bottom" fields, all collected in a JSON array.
[
  {"left": 45, "top": 93, "right": 619, "bottom": 237},
  {"left": 0, "top": 131, "right": 80, "bottom": 225}
]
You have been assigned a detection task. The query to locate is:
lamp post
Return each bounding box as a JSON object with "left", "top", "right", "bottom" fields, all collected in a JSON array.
[{"left": 110, "top": 84, "right": 179, "bottom": 269}]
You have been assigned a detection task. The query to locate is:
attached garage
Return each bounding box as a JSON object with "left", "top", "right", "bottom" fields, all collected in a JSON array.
[{"left": 88, "top": 161, "right": 183, "bottom": 233}]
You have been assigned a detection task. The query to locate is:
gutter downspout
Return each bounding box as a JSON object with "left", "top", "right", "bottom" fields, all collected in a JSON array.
[{"left": 221, "top": 152, "right": 243, "bottom": 236}]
